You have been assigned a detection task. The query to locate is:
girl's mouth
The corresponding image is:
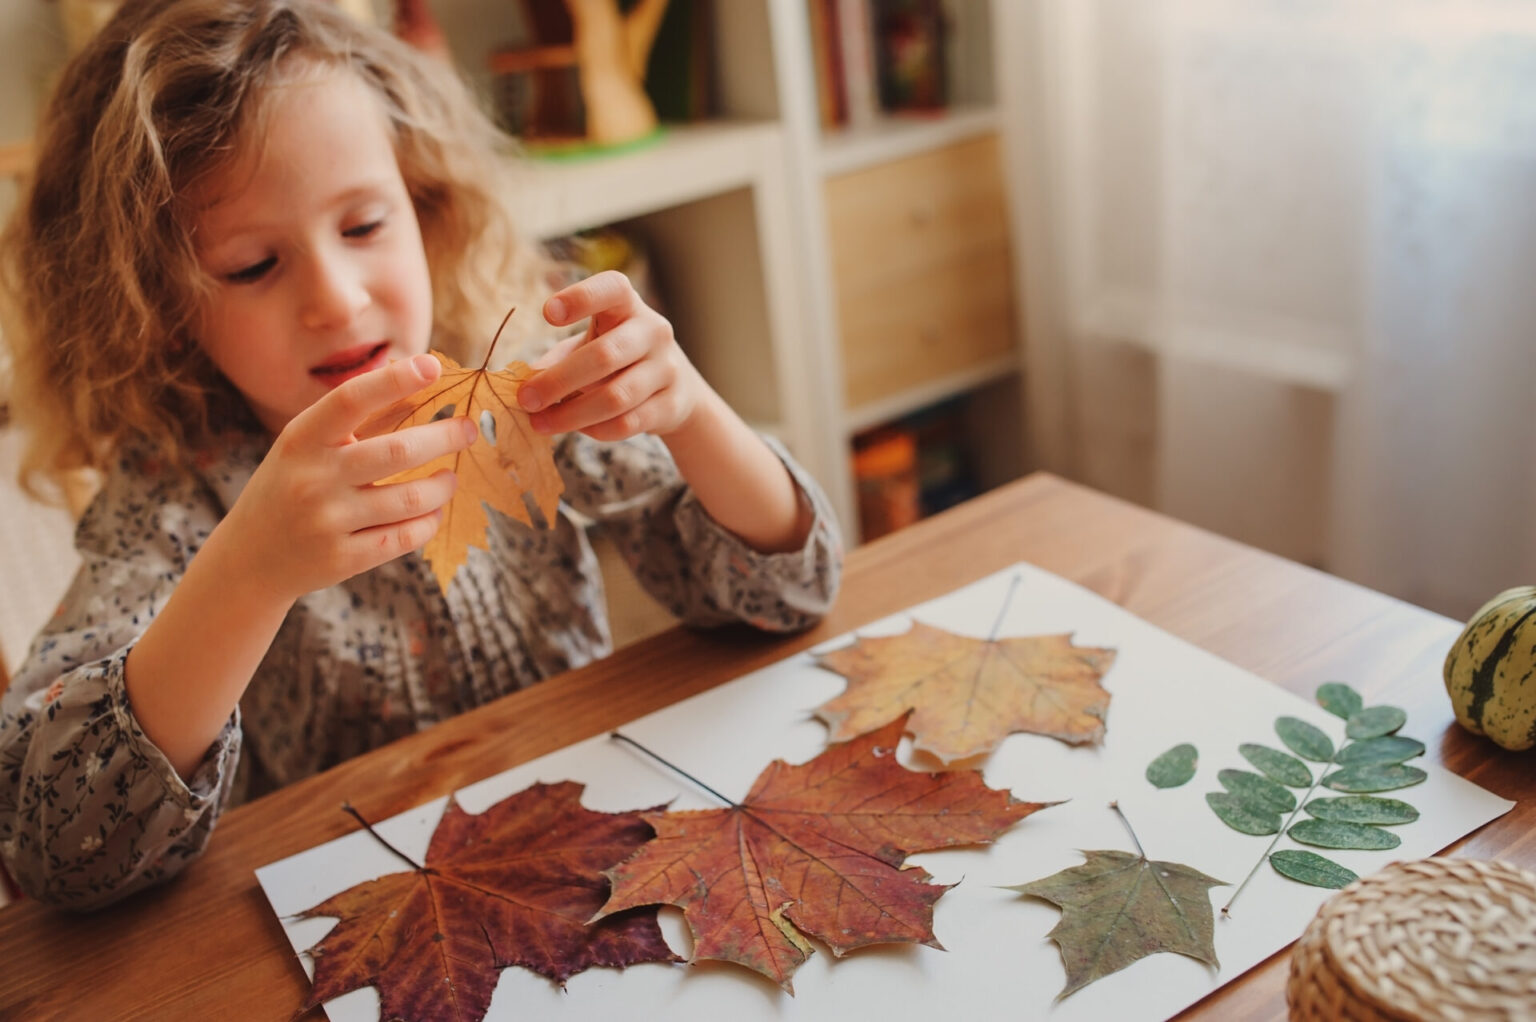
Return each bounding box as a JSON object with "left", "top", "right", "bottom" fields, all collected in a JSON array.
[{"left": 310, "top": 342, "right": 390, "bottom": 387}]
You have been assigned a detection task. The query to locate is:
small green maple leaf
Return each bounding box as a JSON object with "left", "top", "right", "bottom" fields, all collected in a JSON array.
[{"left": 1008, "top": 848, "right": 1226, "bottom": 998}]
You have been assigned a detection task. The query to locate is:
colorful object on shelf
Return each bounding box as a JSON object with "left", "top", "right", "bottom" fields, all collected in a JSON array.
[
  {"left": 851, "top": 426, "right": 920, "bottom": 541},
  {"left": 1443, "top": 585, "right": 1536, "bottom": 751},
  {"left": 871, "top": 0, "right": 948, "bottom": 113}
]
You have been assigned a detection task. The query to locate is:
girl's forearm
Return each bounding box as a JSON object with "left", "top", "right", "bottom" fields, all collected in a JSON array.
[
  {"left": 123, "top": 518, "right": 293, "bottom": 780},
  {"left": 662, "top": 388, "right": 814, "bottom": 554}
]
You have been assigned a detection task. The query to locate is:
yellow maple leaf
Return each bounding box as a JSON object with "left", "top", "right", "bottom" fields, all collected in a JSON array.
[
  {"left": 815, "top": 622, "right": 1117, "bottom": 763},
  {"left": 359, "top": 340, "right": 564, "bottom": 591}
]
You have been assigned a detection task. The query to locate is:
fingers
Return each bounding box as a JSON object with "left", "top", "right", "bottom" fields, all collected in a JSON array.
[
  {"left": 582, "top": 386, "right": 689, "bottom": 443},
  {"left": 529, "top": 331, "right": 586, "bottom": 371},
  {"left": 301, "top": 353, "right": 442, "bottom": 444},
  {"left": 519, "top": 319, "right": 656, "bottom": 414},
  {"left": 339, "top": 414, "right": 478, "bottom": 486},
  {"left": 530, "top": 361, "right": 670, "bottom": 438},
  {"left": 543, "top": 269, "right": 639, "bottom": 328},
  {"left": 348, "top": 507, "right": 449, "bottom": 571},
  {"left": 342, "top": 468, "right": 459, "bottom": 533}
]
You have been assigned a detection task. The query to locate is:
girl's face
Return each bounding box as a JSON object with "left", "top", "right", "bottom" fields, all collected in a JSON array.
[{"left": 191, "top": 65, "right": 433, "bottom": 434}]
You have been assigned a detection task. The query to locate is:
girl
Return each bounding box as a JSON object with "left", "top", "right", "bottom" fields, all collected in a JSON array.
[{"left": 0, "top": 0, "right": 841, "bottom": 910}]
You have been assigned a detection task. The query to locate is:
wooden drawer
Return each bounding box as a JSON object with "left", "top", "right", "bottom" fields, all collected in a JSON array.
[{"left": 825, "top": 134, "right": 1018, "bottom": 410}]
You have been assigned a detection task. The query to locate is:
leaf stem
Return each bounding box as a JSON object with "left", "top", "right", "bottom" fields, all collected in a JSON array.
[
  {"left": 341, "top": 802, "right": 424, "bottom": 871},
  {"left": 480, "top": 303, "right": 518, "bottom": 371},
  {"left": 989, "top": 573, "right": 1023, "bottom": 641},
  {"left": 1108, "top": 800, "right": 1147, "bottom": 858},
  {"left": 610, "top": 732, "right": 740, "bottom": 808}
]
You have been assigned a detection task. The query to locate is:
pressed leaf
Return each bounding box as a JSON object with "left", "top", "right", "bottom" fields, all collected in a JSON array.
[
  {"left": 1345, "top": 705, "right": 1408, "bottom": 740},
  {"left": 1315, "top": 682, "right": 1364, "bottom": 720},
  {"left": 1238, "top": 743, "right": 1312, "bottom": 787},
  {"left": 1304, "top": 796, "right": 1419, "bottom": 825},
  {"left": 1008, "top": 849, "right": 1226, "bottom": 998},
  {"left": 1146, "top": 743, "right": 1198, "bottom": 788},
  {"left": 596, "top": 716, "right": 1051, "bottom": 992},
  {"left": 1269, "top": 849, "right": 1358, "bottom": 889},
  {"left": 1288, "top": 818, "right": 1401, "bottom": 850},
  {"left": 358, "top": 349, "right": 564, "bottom": 590},
  {"left": 1217, "top": 769, "right": 1296, "bottom": 813},
  {"left": 1323, "top": 763, "right": 1428, "bottom": 793},
  {"left": 1274, "top": 716, "right": 1336, "bottom": 763},
  {"left": 814, "top": 622, "right": 1117, "bottom": 763},
  {"left": 1335, "top": 735, "right": 1425, "bottom": 767},
  {"left": 295, "top": 783, "right": 676, "bottom": 1022},
  {"left": 1205, "top": 792, "right": 1281, "bottom": 836}
]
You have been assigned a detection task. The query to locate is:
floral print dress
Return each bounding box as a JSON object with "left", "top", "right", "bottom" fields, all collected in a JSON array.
[{"left": 0, "top": 425, "right": 842, "bottom": 909}]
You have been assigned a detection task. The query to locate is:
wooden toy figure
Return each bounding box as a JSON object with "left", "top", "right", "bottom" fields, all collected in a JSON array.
[{"left": 491, "top": 0, "right": 671, "bottom": 149}]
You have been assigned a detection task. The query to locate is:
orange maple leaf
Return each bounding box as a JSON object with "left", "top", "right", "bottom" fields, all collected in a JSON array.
[
  {"left": 295, "top": 782, "right": 679, "bottom": 1022},
  {"left": 815, "top": 621, "right": 1117, "bottom": 763},
  {"left": 595, "top": 715, "right": 1053, "bottom": 991},
  {"left": 359, "top": 319, "right": 564, "bottom": 590}
]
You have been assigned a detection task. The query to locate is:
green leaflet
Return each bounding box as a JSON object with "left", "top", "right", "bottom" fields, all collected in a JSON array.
[
  {"left": 1238, "top": 743, "right": 1312, "bottom": 787},
  {"left": 1217, "top": 769, "right": 1296, "bottom": 813},
  {"left": 1335, "top": 735, "right": 1425, "bottom": 767},
  {"left": 1315, "top": 682, "right": 1364, "bottom": 720},
  {"left": 1345, "top": 705, "right": 1407, "bottom": 740},
  {"left": 1323, "top": 763, "right": 1427, "bottom": 793},
  {"left": 1304, "top": 796, "right": 1419, "bottom": 825},
  {"left": 1288, "top": 818, "right": 1401, "bottom": 850},
  {"left": 1269, "top": 849, "right": 1358, "bottom": 889},
  {"left": 1274, "top": 717, "right": 1335, "bottom": 762},
  {"left": 1206, "top": 792, "right": 1281, "bottom": 835},
  {"left": 1146, "top": 743, "right": 1198, "bottom": 788}
]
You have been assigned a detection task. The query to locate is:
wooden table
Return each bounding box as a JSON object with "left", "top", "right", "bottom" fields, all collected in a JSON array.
[{"left": 1, "top": 473, "right": 1529, "bottom": 1020}]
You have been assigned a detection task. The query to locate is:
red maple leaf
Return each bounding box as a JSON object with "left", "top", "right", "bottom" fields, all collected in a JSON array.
[
  {"left": 294, "top": 781, "right": 679, "bottom": 1021},
  {"left": 594, "top": 716, "right": 1055, "bottom": 991}
]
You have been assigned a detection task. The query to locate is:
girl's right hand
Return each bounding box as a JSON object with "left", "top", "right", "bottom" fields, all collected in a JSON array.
[{"left": 220, "top": 353, "right": 477, "bottom": 603}]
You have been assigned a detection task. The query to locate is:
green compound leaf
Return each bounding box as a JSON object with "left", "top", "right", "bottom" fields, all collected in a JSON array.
[
  {"left": 1315, "top": 682, "right": 1364, "bottom": 721},
  {"left": 1205, "top": 792, "right": 1281, "bottom": 835},
  {"left": 1345, "top": 706, "right": 1407, "bottom": 740},
  {"left": 1217, "top": 769, "right": 1296, "bottom": 813},
  {"left": 1323, "top": 763, "right": 1427, "bottom": 793},
  {"left": 1274, "top": 717, "right": 1335, "bottom": 763},
  {"left": 1335, "top": 735, "right": 1425, "bottom": 767},
  {"left": 1238, "top": 743, "right": 1313, "bottom": 787},
  {"left": 1269, "top": 850, "right": 1358, "bottom": 889},
  {"left": 1146, "top": 743, "right": 1198, "bottom": 789},
  {"left": 1288, "top": 818, "right": 1401, "bottom": 851},
  {"left": 1304, "top": 796, "right": 1419, "bottom": 825}
]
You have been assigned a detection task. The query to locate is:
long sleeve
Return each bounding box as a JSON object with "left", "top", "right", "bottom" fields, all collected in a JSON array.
[
  {"left": 0, "top": 458, "right": 241, "bottom": 910},
  {"left": 554, "top": 432, "right": 843, "bottom": 630}
]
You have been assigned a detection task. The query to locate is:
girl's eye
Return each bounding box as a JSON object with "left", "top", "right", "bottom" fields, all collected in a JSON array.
[
  {"left": 225, "top": 257, "right": 275, "bottom": 284},
  {"left": 344, "top": 220, "right": 383, "bottom": 239}
]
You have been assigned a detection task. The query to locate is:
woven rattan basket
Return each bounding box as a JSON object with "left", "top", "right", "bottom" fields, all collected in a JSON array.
[{"left": 1287, "top": 857, "right": 1536, "bottom": 1021}]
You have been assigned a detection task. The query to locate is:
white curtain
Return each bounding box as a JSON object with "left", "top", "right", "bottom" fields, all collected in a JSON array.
[{"left": 1001, "top": 0, "right": 1536, "bottom": 618}]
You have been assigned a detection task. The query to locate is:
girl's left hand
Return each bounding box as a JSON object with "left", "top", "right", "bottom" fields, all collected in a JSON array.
[{"left": 517, "top": 270, "right": 706, "bottom": 440}]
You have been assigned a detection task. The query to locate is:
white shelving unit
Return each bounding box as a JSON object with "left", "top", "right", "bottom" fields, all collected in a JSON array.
[{"left": 468, "top": 0, "right": 1030, "bottom": 539}]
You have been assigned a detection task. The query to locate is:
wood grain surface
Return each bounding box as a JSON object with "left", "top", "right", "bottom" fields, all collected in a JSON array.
[{"left": 1, "top": 473, "right": 1527, "bottom": 1021}]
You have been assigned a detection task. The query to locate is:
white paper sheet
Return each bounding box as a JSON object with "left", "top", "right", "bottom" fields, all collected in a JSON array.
[{"left": 257, "top": 563, "right": 1513, "bottom": 1021}]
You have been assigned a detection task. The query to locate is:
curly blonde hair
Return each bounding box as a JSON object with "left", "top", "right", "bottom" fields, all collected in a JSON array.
[{"left": 1, "top": 0, "right": 544, "bottom": 500}]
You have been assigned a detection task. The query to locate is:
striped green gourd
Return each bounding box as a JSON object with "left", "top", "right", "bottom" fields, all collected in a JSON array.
[{"left": 1443, "top": 586, "right": 1536, "bottom": 751}]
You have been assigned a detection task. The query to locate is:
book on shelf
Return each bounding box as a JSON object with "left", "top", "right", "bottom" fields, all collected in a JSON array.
[
  {"left": 807, "top": 0, "right": 847, "bottom": 129},
  {"left": 870, "top": 0, "right": 949, "bottom": 113},
  {"left": 809, "top": 0, "right": 950, "bottom": 134}
]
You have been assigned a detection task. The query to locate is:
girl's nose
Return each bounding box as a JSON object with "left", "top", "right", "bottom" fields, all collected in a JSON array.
[{"left": 300, "top": 250, "right": 368, "bottom": 330}]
